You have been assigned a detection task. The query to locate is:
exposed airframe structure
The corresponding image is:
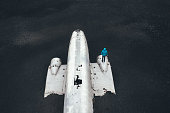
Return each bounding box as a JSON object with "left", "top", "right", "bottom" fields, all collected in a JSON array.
[{"left": 44, "top": 30, "right": 116, "bottom": 113}]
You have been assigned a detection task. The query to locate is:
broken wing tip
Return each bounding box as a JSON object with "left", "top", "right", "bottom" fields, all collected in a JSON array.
[
  {"left": 44, "top": 93, "right": 48, "bottom": 98},
  {"left": 111, "top": 90, "right": 116, "bottom": 95}
]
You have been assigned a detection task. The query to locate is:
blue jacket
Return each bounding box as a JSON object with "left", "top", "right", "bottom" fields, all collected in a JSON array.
[{"left": 101, "top": 48, "right": 108, "bottom": 56}]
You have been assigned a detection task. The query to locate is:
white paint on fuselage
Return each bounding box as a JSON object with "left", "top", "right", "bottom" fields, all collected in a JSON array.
[{"left": 64, "top": 30, "right": 93, "bottom": 113}]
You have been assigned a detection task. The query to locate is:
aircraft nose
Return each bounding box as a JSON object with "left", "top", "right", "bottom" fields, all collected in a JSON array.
[
  {"left": 71, "top": 29, "right": 85, "bottom": 41},
  {"left": 70, "top": 29, "right": 87, "bottom": 45},
  {"left": 75, "top": 29, "right": 81, "bottom": 33},
  {"left": 72, "top": 29, "right": 84, "bottom": 36}
]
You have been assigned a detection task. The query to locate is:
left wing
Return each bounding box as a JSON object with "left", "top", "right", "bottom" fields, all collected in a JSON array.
[{"left": 44, "top": 58, "right": 67, "bottom": 98}]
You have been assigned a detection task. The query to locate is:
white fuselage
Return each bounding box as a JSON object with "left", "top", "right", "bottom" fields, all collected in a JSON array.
[{"left": 64, "top": 30, "right": 93, "bottom": 113}]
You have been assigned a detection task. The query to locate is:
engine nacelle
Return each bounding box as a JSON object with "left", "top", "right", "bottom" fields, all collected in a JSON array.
[
  {"left": 50, "top": 58, "right": 62, "bottom": 75},
  {"left": 97, "top": 55, "right": 109, "bottom": 72}
]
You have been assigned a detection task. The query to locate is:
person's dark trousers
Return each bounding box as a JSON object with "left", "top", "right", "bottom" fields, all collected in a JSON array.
[{"left": 102, "top": 56, "right": 105, "bottom": 62}]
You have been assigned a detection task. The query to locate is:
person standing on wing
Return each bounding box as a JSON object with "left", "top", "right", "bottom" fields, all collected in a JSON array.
[{"left": 101, "top": 48, "right": 108, "bottom": 62}]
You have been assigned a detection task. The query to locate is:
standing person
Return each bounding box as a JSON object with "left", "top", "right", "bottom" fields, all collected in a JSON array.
[{"left": 101, "top": 48, "right": 108, "bottom": 62}]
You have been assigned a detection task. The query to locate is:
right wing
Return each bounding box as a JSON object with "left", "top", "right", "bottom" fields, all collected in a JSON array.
[{"left": 90, "top": 55, "right": 116, "bottom": 96}]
